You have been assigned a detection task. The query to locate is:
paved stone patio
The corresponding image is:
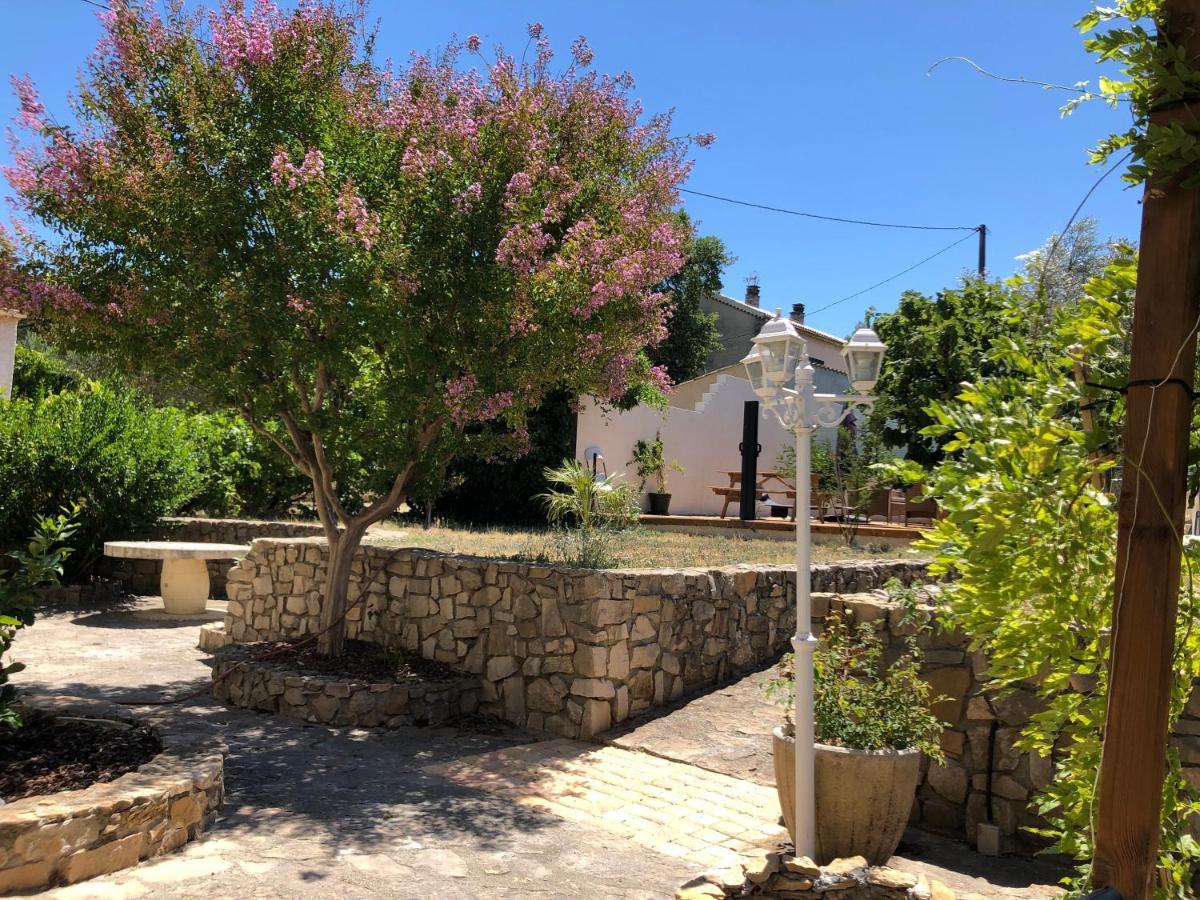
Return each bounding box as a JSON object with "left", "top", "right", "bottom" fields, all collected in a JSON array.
[
  {"left": 12, "top": 597, "right": 1068, "bottom": 899},
  {"left": 426, "top": 740, "right": 787, "bottom": 870},
  {"left": 15, "top": 599, "right": 691, "bottom": 898}
]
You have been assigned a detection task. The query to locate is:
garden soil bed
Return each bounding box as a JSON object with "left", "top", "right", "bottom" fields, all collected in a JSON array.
[
  {"left": 245, "top": 637, "right": 462, "bottom": 683},
  {"left": 0, "top": 716, "right": 162, "bottom": 803}
]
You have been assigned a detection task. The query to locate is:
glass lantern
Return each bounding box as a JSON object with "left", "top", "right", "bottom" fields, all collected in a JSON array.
[
  {"left": 748, "top": 312, "right": 805, "bottom": 393},
  {"left": 741, "top": 345, "right": 773, "bottom": 401},
  {"left": 842, "top": 327, "right": 887, "bottom": 393}
]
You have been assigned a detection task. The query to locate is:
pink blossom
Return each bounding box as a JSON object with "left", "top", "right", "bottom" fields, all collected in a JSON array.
[
  {"left": 648, "top": 364, "right": 673, "bottom": 395},
  {"left": 270, "top": 147, "right": 324, "bottom": 187},
  {"left": 694, "top": 132, "right": 716, "bottom": 147},
  {"left": 527, "top": 22, "right": 544, "bottom": 39},
  {"left": 503, "top": 171, "right": 533, "bottom": 210},
  {"left": 466, "top": 34, "right": 481, "bottom": 52},
  {"left": 11, "top": 76, "right": 45, "bottom": 131},
  {"left": 335, "top": 182, "right": 380, "bottom": 249},
  {"left": 454, "top": 182, "right": 482, "bottom": 213},
  {"left": 570, "top": 36, "right": 593, "bottom": 67},
  {"left": 602, "top": 352, "right": 635, "bottom": 402},
  {"left": 286, "top": 294, "right": 312, "bottom": 315}
]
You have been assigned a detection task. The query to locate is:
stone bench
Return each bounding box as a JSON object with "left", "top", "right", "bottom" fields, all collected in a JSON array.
[{"left": 103, "top": 541, "right": 247, "bottom": 615}]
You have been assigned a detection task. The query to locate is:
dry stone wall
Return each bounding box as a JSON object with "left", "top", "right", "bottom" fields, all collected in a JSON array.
[
  {"left": 211, "top": 645, "right": 479, "bottom": 727},
  {"left": 223, "top": 538, "right": 927, "bottom": 743}
]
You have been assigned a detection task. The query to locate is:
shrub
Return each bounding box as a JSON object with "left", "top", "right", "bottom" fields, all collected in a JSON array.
[
  {"left": 540, "top": 458, "right": 639, "bottom": 568},
  {"left": 1, "top": 510, "right": 76, "bottom": 729},
  {"left": 177, "top": 412, "right": 309, "bottom": 519},
  {"left": 766, "top": 606, "right": 944, "bottom": 758},
  {"left": 12, "top": 344, "right": 83, "bottom": 398},
  {"left": 0, "top": 385, "right": 201, "bottom": 576}
]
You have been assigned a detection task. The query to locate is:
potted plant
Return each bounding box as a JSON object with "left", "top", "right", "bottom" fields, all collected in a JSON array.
[
  {"left": 629, "top": 433, "right": 684, "bottom": 516},
  {"left": 765, "top": 608, "right": 944, "bottom": 865}
]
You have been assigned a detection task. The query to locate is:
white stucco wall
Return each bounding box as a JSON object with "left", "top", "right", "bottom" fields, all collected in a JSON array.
[
  {"left": 0, "top": 312, "right": 21, "bottom": 400},
  {"left": 576, "top": 369, "right": 843, "bottom": 517}
]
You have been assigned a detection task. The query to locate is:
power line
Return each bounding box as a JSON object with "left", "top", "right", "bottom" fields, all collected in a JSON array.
[
  {"left": 680, "top": 188, "right": 978, "bottom": 232},
  {"left": 807, "top": 230, "right": 979, "bottom": 319}
]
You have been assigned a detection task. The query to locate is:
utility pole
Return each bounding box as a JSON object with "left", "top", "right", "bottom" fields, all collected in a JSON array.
[
  {"left": 1091, "top": 2, "right": 1200, "bottom": 896},
  {"left": 977, "top": 224, "right": 987, "bottom": 277}
]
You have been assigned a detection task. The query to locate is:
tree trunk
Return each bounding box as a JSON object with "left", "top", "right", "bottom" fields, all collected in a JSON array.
[{"left": 316, "top": 527, "right": 363, "bottom": 657}]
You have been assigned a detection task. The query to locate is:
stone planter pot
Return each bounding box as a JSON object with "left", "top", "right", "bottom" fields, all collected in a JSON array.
[
  {"left": 646, "top": 492, "right": 672, "bottom": 515},
  {"left": 772, "top": 725, "right": 920, "bottom": 865}
]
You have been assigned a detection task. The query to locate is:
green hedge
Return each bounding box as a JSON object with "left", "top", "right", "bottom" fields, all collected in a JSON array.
[
  {"left": 0, "top": 374, "right": 310, "bottom": 578},
  {"left": 0, "top": 384, "right": 202, "bottom": 576}
]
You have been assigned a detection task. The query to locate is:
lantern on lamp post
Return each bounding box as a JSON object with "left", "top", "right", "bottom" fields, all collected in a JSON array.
[{"left": 741, "top": 311, "right": 886, "bottom": 860}]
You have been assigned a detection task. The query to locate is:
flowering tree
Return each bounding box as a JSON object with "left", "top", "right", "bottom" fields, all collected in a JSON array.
[{"left": 5, "top": 1, "right": 699, "bottom": 655}]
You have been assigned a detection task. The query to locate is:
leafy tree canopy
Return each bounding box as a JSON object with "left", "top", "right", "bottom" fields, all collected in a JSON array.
[
  {"left": 648, "top": 213, "right": 730, "bottom": 384},
  {"left": 4, "top": 1, "right": 704, "bottom": 654},
  {"left": 868, "top": 278, "right": 1026, "bottom": 467}
]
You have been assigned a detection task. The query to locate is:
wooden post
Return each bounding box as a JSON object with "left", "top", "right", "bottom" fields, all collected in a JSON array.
[{"left": 1092, "top": 3, "right": 1200, "bottom": 894}]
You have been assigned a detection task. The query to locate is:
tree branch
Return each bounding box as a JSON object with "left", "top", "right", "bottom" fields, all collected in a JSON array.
[{"left": 353, "top": 420, "right": 444, "bottom": 529}]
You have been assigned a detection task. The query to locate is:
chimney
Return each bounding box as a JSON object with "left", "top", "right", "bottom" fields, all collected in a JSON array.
[
  {"left": 790, "top": 302, "right": 805, "bottom": 325},
  {"left": 744, "top": 274, "right": 760, "bottom": 308}
]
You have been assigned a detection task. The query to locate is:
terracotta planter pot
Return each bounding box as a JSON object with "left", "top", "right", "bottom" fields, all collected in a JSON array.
[
  {"left": 646, "top": 492, "right": 672, "bottom": 515},
  {"left": 772, "top": 726, "right": 921, "bottom": 865}
]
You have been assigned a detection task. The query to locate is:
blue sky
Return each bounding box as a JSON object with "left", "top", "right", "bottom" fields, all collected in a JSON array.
[{"left": 1, "top": 1, "right": 1137, "bottom": 338}]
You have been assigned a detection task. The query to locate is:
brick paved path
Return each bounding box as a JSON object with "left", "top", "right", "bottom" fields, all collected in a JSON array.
[
  {"left": 605, "top": 663, "right": 1066, "bottom": 899},
  {"left": 15, "top": 599, "right": 1065, "bottom": 899},
  {"left": 426, "top": 740, "right": 787, "bottom": 870}
]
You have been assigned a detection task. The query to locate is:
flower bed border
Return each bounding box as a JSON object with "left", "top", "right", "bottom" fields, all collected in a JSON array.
[
  {"left": 210, "top": 644, "right": 479, "bottom": 727},
  {"left": 0, "top": 695, "right": 225, "bottom": 893}
]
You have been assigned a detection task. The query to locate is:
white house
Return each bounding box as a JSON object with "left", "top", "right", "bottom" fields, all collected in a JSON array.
[
  {"left": 0, "top": 309, "right": 22, "bottom": 399},
  {"left": 575, "top": 296, "right": 855, "bottom": 517}
]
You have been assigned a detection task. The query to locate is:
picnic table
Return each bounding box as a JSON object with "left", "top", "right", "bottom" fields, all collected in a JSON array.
[
  {"left": 711, "top": 471, "right": 800, "bottom": 519},
  {"left": 103, "top": 540, "right": 248, "bottom": 615},
  {"left": 711, "top": 471, "right": 842, "bottom": 520}
]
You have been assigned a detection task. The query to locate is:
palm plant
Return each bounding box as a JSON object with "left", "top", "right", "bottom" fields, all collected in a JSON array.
[{"left": 540, "top": 459, "right": 639, "bottom": 567}]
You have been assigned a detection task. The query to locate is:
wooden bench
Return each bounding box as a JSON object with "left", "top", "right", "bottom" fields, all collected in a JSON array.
[{"left": 104, "top": 541, "right": 248, "bottom": 615}]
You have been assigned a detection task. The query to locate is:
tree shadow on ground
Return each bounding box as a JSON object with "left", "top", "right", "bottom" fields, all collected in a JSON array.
[{"left": 17, "top": 676, "right": 567, "bottom": 856}]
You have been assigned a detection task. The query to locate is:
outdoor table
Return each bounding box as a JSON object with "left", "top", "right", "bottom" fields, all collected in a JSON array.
[
  {"left": 712, "top": 471, "right": 799, "bottom": 519},
  {"left": 103, "top": 541, "right": 248, "bottom": 615}
]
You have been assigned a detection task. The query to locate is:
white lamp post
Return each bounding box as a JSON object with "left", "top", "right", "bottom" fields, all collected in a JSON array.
[{"left": 741, "top": 310, "right": 886, "bottom": 859}]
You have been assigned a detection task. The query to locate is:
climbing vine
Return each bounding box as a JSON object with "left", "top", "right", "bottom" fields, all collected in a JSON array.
[
  {"left": 919, "top": 253, "right": 1200, "bottom": 897},
  {"left": 1075, "top": 0, "right": 1200, "bottom": 187}
]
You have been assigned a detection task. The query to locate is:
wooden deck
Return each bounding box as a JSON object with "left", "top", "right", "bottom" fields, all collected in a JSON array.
[{"left": 639, "top": 513, "right": 928, "bottom": 542}]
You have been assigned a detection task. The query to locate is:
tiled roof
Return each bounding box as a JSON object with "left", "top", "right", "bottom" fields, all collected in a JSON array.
[{"left": 711, "top": 294, "right": 846, "bottom": 345}]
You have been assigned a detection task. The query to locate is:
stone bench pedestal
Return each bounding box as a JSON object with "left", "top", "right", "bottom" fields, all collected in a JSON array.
[{"left": 103, "top": 542, "right": 248, "bottom": 614}]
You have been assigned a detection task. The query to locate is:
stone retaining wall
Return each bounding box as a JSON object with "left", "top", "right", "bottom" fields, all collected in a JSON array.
[
  {"left": 99, "top": 517, "right": 326, "bottom": 597},
  {"left": 211, "top": 646, "right": 479, "bottom": 727},
  {"left": 0, "top": 696, "right": 225, "bottom": 893},
  {"left": 222, "top": 537, "right": 926, "bottom": 740}
]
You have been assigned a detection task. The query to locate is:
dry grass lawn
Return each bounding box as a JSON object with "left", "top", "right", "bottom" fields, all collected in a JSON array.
[{"left": 365, "top": 522, "right": 921, "bottom": 569}]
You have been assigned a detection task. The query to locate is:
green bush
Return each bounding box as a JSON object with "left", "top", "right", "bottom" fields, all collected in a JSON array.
[
  {"left": 766, "top": 583, "right": 944, "bottom": 758},
  {"left": 12, "top": 344, "right": 84, "bottom": 398},
  {"left": 1, "top": 510, "right": 76, "bottom": 729},
  {"left": 177, "top": 412, "right": 308, "bottom": 519},
  {"left": 0, "top": 384, "right": 202, "bottom": 576}
]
